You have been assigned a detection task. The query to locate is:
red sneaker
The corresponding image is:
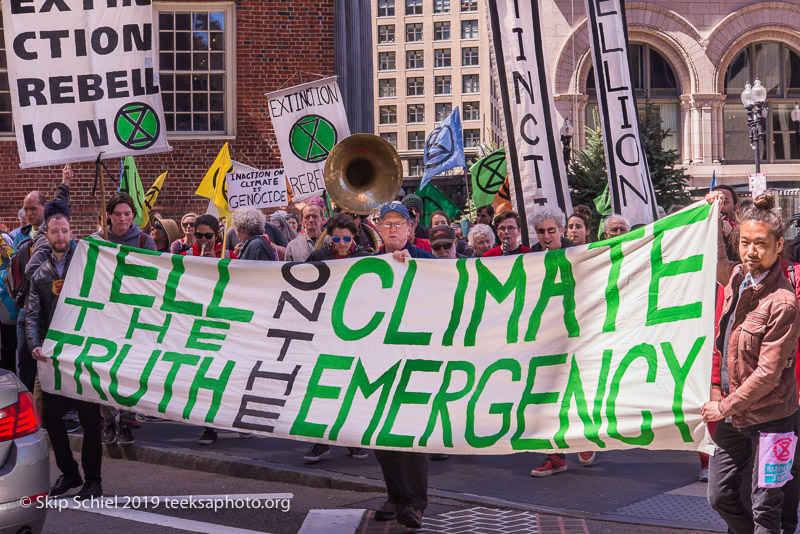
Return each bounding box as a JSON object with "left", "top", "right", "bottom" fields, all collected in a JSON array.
[
  {"left": 578, "top": 451, "right": 596, "bottom": 466},
  {"left": 530, "top": 454, "right": 567, "bottom": 477}
]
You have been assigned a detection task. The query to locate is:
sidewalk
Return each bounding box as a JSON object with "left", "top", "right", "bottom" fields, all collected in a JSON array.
[{"left": 72, "top": 420, "right": 729, "bottom": 532}]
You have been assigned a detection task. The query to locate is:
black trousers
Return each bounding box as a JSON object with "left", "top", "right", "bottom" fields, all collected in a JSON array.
[
  {"left": 374, "top": 450, "right": 428, "bottom": 511},
  {"left": 16, "top": 310, "right": 36, "bottom": 391},
  {"left": 708, "top": 414, "right": 798, "bottom": 534},
  {"left": 42, "top": 391, "right": 103, "bottom": 483},
  {"left": 0, "top": 321, "right": 15, "bottom": 373}
]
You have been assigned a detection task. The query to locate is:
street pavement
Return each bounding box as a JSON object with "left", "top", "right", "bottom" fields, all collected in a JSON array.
[{"left": 52, "top": 420, "right": 739, "bottom": 532}]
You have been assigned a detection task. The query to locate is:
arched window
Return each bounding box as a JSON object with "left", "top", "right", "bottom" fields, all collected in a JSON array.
[
  {"left": 723, "top": 42, "right": 800, "bottom": 162},
  {"left": 585, "top": 44, "right": 680, "bottom": 153}
]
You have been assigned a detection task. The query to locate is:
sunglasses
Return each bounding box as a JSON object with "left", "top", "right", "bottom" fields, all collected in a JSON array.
[
  {"left": 432, "top": 242, "right": 453, "bottom": 251},
  {"left": 152, "top": 223, "right": 163, "bottom": 232},
  {"left": 182, "top": 221, "right": 195, "bottom": 228},
  {"left": 331, "top": 236, "right": 352, "bottom": 243},
  {"left": 194, "top": 232, "right": 215, "bottom": 240}
]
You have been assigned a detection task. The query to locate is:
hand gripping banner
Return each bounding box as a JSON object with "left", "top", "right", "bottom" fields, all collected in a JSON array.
[
  {"left": 40, "top": 203, "right": 718, "bottom": 454},
  {"left": 585, "top": 0, "right": 659, "bottom": 225}
]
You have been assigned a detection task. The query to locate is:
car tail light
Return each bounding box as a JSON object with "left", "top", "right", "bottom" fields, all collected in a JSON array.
[{"left": 0, "top": 392, "right": 41, "bottom": 442}]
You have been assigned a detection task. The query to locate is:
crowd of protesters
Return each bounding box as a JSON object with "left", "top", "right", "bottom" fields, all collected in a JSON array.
[{"left": 2, "top": 168, "right": 797, "bottom": 532}]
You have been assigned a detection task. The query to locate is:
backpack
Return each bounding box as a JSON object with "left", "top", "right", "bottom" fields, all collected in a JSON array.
[
  {"left": 0, "top": 232, "right": 19, "bottom": 324},
  {"left": 6, "top": 237, "right": 33, "bottom": 309}
]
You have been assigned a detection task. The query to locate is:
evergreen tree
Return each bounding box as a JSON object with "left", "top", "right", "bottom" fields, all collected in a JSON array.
[{"left": 567, "top": 110, "right": 607, "bottom": 231}]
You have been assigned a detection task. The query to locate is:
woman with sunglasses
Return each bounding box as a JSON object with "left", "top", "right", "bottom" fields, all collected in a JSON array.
[
  {"left": 170, "top": 213, "right": 198, "bottom": 254},
  {"left": 180, "top": 214, "right": 236, "bottom": 259},
  {"left": 306, "top": 213, "right": 371, "bottom": 262},
  {"left": 149, "top": 215, "right": 180, "bottom": 253}
]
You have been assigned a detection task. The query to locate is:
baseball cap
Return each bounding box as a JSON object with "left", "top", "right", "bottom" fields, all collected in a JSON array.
[
  {"left": 379, "top": 202, "right": 410, "bottom": 220},
  {"left": 429, "top": 224, "right": 456, "bottom": 245}
]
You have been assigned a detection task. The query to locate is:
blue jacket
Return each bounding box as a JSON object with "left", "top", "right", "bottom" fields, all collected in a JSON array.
[{"left": 377, "top": 240, "right": 435, "bottom": 259}]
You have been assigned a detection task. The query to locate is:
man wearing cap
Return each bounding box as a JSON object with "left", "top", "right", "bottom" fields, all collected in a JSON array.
[
  {"left": 429, "top": 225, "right": 467, "bottom": 259},
  {"left": 372, "top": 201, "right": 433, "bottom": 529},
  {"left": 401, "top": 193, "right": 429, "bottom": 240}
]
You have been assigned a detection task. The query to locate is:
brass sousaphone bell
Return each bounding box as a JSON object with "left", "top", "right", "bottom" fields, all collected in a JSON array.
[{"left": 323, "top": 133, "right": 403, "bottom": 215}]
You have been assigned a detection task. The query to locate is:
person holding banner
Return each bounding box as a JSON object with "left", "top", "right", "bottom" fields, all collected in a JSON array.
[
  {"left": 703, "top": 192, "right": 800, "bottom": 534},
  {"left": 181, "top": 215, "right": 235, "bottom": 260},
  {"left": 170, "top": 213, "right": 198, "bottom": 254},
  {"left": 93, "top": 193, "right": 157, "bottom": 252},
  {"left": 28, "top": 213, "right": 104, "bottom": 500}
]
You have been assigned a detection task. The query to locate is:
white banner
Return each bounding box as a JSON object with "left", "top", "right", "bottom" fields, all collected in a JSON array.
[
  {"left": 486, "top": 0, "right": 572, "bottom": 244},
  {"left": 227, "top": 161, "right": 288, "bottom": 210},
  {"left": 40, "top": 203, "right": 717, "bottom": 454},
  {"left": 266, "top": 77, "right": 350, "bottom": 202},
  {"left": 1, "top": 0, "right": 171, "bottom": 169},
  {"left": 585, "top": 0, "right": 658, "bottom": 225}
]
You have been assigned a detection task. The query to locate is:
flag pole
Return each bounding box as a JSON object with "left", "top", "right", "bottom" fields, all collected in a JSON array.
[
  {"left": 221, "top": 216, "right": 229, "bottom": 258},
  {"left": 96, "top": 153, "right": 108, "bottom": 240}
]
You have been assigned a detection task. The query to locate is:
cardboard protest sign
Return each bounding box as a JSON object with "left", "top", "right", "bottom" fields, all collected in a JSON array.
[
  {"left": 1, "top": 0, "right": 170, "bottom": 168},
  {"left": 40, "top": 203, "right": 717, "bottom": 454},
  {"left": 227, "top": 161, "right": 288, "bottom": 210},
  {"left": 265, "top": 77, "right": 350, "bottom": 202}
]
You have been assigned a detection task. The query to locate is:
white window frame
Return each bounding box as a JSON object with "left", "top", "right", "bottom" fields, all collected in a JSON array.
[{"left": 155, "top": 2, "right": 237, "bottom": 140}]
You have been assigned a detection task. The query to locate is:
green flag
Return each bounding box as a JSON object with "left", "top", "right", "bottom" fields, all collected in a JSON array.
[
  {"left": 593, "top": 183, "right": 612, "bottom": 240},
  {"left": 470, "top": 148, "right": 507, "bottom": 208},
  {"left": 417, "top": 183, "right": 461, "bottom": 226},
  {"left": 119, "top": 156, "right": 146, "bottom": 226}
]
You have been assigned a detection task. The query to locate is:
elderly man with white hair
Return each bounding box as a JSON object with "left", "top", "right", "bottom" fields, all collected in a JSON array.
[
  {"left": 232, "top": 207, "right": 277, "bottom": 261},
  {"left": 603, "top": 214, "right": 631, "bottom": 240}
]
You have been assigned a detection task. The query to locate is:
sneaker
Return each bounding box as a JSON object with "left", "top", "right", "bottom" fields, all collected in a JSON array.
[
  {"left": 397, "top": 505, "right": 423, "bottom": 529},
  {"left": 578, "top": 451, "right": 596, "bottom": 466},
  {"left": 348, "top": 447, "right": 368, "bottom": 460},
  {"left": 698, "top": 467, "right": 709, "bottom": 483},
  {"left": 303, "top": 443, "right": 330, "bottom": 463},
  {"left": 198, "top": 428, "right": 217, "bottom": 445},
  {"left": 117, "top": 423, "right": 135, "bottom": 445},
  {"left": 238, "top": 432, "right": 252, "bottom": 439},
  {"left": 430, "top": 453, "right": 449, "bottom": 461},
  {"left": 530, "top": 454, "right": 567, "bottom": 477},
  {"left": 101, "top": 421, "right": 116, "bottom": 445},
  {"left": 374, "top": 501, "right": 400, "bottom": 521},
  {"left": 75, "top": 480, "right": 103, "bottom": 500},
  {"left": 65, "top": 418, "right": 82, "bottom": 434},
  {"left": 49, "top": 473, "right": 83, "bottom": 497}
]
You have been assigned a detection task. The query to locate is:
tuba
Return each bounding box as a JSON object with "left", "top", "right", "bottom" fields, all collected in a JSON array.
[{"left": 323, "top": 134, "right": 403, "bottom": 215}]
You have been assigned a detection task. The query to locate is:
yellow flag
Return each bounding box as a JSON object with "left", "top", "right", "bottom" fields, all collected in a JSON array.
[
  {"left": 196, "top": 143, "right": 232, "bottom": 200},
  {"left": 139, "top": 171, "right": 168, "bottom": 229},
  {"left": 213, "top": 166, "right": 231, "bottom": 218}
]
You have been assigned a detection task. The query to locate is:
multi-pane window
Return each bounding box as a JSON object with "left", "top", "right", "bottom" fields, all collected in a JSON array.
[
  {"left": 434, "top": 21, "right": 450, "bottom": 41},
  {"left": 406, "top": 23, "right": 423, "bottom": 42},
  {"left": 0, "top": 15, "right": 11, "bottom": 133},
  {"left": 434, "top": 0, "right": 450, "bottom": 13},
  {"left": 379, "top": 51, "right": 396, "bottom": 70},
  {"left": 434, "top": 76, "right": 451, "bottom": 95},
  {"left": 378, "top": 0, "right": 395, "bottom": 16},
  {"left": 408, "top": 131, "right": 426, "bottom": 150},
  {"left": 461, "top": 0, "right": 477, "bottom": 11},
  {"left": 463, "top": 74, "right": 479, "bottom": 93},
  {"left": 380, "top": 105, "right": 397, "bottom": 124},
  {"left": 462, "top": 47, "right": 479, "bottom": 66},
  {"left": 158, "top": 9, "right": 232, "bottom": 133},
  {"left": 407, "top": 77, "right": 424, "bottom": 96},
  {"left": 406, "top": 50, "right": 424, "bottom": 69},
  {"left": 434, "top": 49, "right": 452, "bottom": 68},
  {"left": 406, "top": 0, "right": 423, "bottom": 15},
  {"left": 435, "top": 102, "right": 453, "bottom": 121},
  {"left": 381, "top": 132, "right": 398, "bottom": 148},
  {"left": 407, "top": 104, "right": 425, "bottom": 123},
  {"left": 463, "top": 101, "right": 480, "bottom": 120},
  {"left": 378, "top": 25, "right": 395, "bottom": 43},
  {"left": 464, "top": 128, "right": 480, "bottom": 147},
  {"left": 379, "top": 78, "right": 397, "bottom": 97},
  {"left": 461, "top": 20, "right": 478, "bottom": 39},
  {"left": 408, "top": 158, "right": 424, "bottom": 176}
]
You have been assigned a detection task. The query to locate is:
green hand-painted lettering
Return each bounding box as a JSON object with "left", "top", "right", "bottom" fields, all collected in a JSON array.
[
  {"left": 511, "top": 354, "right": 567, "bottom": 450},
  {"left": 184, "top": 356, "right": 235, "bottom": 422},
  {"left": 420, "top": 360, "right": 476, "bottom": 447},
  {"left": 125, "top": 307, "right": 172, "bottom": 344},
  {"left": 526, "top": 249, "right": 580, "bottom": 341},
  {"left": 442, "top": 259, "right": 468, "bottom": 346},
  {"left": 109, "top": 346, "right": 161, "bottom": 407},
  {"left": 465, "top": 359, "right": 521, "bottom": 448},
  {"left": 662, "top": 337, "right": 706, "bottom": 442},
  {"left": 291, "top": 354, "right": 354, "bottom": 438},
  {"left": 159, "top": 352, "right": 201, "bottom": 413},
  {"left": 162, "top": 254, "right": 203, "bottom": 316},
  {"left": 186, "top": 319, "right": 230, "bottom": 351},
  {"left": 331, "top": 258, "right": 393, "bottom": 341},
  {"left": 109, "top": 250, "right": 159, "bottom": 307},
  {"left": 42, "top": 330, "right": 85, "bottom": 390},
  {"left": 607, "top": 343, "right": 658, "bottom": 445},
  {"left": 63, "top": 298, "right": 105, "bottom": 331},
  {"left": 588, "top": 227, "right": 643, "bottom": 332},
  {"left": 377, "top": 359, "right": 442, "bottom": 447},
  {"left": 384, "top": 261, "right": 432, "bottom": 345},
  {"left": 465, "top": 256, "right": 526, "bottom": 346},
  {"left": 554, "top": 351, "right": 612, "bottom": 448},
  {"left": 207, "top": 260, "right": 254, "bottom": 322},
  {"left": 73, "top": 337, "right": 118, "bottom": 400}
]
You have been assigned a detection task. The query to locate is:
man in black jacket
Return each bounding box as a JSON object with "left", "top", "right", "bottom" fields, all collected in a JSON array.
[{"left": 28, "top": 213, "right": 103, "bottom": 500}]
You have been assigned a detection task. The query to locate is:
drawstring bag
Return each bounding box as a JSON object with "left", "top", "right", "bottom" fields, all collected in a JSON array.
[{"left": 758, "top": 431, "right": 797, "bottom": 488}]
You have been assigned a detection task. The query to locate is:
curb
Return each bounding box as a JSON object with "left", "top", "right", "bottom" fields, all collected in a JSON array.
[{"left": 67, "top": 435, "right": 723, "bottom": 532}]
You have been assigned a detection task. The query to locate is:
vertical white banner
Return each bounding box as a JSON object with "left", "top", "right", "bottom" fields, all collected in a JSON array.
[
  {"left": 486, "top": 0, "right": 572, "bottom": 244},
  {"left": 266, "top": 77, "right": 351, "bottom": 202},
  {"left": 585, "top": 0, "right": 658, "bottom": 225},
  {"left": 2, "top": 0, "right": 171, "bottom": 169}
]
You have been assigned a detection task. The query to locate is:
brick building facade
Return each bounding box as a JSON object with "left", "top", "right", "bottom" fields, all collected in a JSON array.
[{"left": 0, "top": 0, "right": 335, "bottom": 237}]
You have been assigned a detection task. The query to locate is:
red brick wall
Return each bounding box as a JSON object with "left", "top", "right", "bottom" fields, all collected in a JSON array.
[{"left": 0, "top": 0, "right": 334, "bottom": 237}]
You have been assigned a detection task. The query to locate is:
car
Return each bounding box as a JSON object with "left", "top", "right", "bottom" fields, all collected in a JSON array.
[{"left": 0, "top": 369, "right": 48, "bottom": 534}]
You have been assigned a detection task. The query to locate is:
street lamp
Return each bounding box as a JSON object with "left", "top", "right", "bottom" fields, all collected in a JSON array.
[
  {"left": 560, "top": 118, "right": 574, "bottom": 165},
  {"left": 791, "top": 102, "right": 800, "bottom": 146},
  {"left": 741, "top": 78, "right": 768, "bottom": 173}
]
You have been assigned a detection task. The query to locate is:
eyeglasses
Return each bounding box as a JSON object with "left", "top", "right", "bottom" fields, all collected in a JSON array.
[
  {"left": 381, "top": 222, "right": 407, "bottom": 230},
  {"left": 497, "top": 225, "right": 518, "bottom": 232},
  {"left": 432, "top": 242, "right": 453, "bottom": 251},
  {"left": 331, "top": 236, "right": 352, "bottom": 243},
  {"left": 194, "top": 232, "right": 215, "bottom": 240},
  {"left": 182, "top": 221, "right": 195, "bottom": 228},
  {"left": 535, "top": 227, "right": 559, "bottom": 235}
]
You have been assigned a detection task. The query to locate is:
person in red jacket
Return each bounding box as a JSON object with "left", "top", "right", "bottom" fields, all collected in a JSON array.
[{"left": 483, "top": 211, "right": 530, "bottom": 256}]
